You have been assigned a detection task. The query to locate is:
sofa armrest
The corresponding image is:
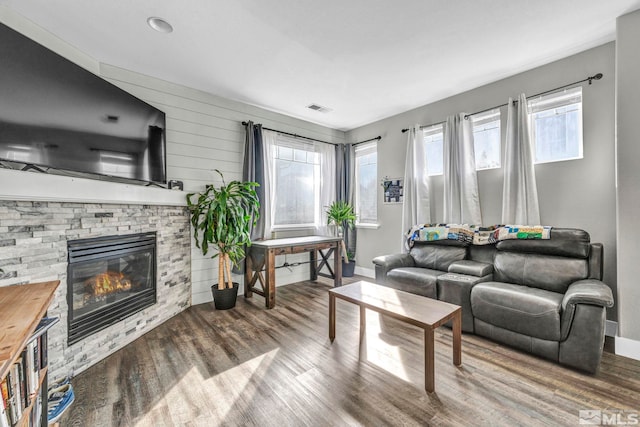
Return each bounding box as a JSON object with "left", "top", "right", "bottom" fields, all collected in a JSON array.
[
  {"left": 372, "top": 253, "right": 415, "bottom": 270},
  {"left": 372, "top": 253, "right": 414, "bottom": 284},
  {"left": 562, "top": 279, "right": 614, "bottom": 310},
  {"left": 448, "top": 260, "right": 493, "bottom": 277},
  {"left": 560, "top": 279, "right": 613, "bottom": 342}
]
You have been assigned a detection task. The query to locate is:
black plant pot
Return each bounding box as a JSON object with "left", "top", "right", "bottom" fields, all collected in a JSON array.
[
  {"left": 211, "top": 282, "right": 239, "bottom": 310},
  {"left": 342, "top": 260, "right": 356, "bottom": 277}
]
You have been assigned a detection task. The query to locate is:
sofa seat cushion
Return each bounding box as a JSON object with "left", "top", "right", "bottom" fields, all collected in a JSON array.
[
  {"left": 385, "top": 267, "right": 443, "bottom": 298},
  {"left": 471, "top": 282, "right": 563, "bottom": 341}
]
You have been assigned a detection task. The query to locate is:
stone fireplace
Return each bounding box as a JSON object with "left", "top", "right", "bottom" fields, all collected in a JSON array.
[{"left": 0, "top": 200, "right": 191, "bottom": 378}]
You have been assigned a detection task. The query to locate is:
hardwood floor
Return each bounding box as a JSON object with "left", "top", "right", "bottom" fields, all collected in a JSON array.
[{"left": 61, "top": 276, "right": 640, "bottom": 426}]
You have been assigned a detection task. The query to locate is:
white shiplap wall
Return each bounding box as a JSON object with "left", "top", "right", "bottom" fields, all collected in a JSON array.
[
  {"left": 0, "top": 8, "right": 346, "bottom": 306},
  {"left": 100, "top": 65, "right": 346, "bottom": 305}
]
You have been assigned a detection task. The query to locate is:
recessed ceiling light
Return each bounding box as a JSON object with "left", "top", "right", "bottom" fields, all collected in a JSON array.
[{"left": 147, "top": 17, "right": 173, "bottom": 34}]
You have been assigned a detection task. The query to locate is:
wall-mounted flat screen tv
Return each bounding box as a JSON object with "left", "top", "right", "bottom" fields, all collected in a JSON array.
[{"left": 0, "top": 22, "right": 167, "bottom": 185}]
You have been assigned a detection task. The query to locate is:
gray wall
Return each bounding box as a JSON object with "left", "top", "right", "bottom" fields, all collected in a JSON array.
[
  {"left": 347, "top": 43, "right": 617, "bottom": 319},
  {"left": 616, "top": 10, "right": 640, "bottom": 341}
]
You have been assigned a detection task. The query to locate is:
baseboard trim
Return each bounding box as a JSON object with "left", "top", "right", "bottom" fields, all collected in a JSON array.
[
  {"left": 615, "top": 336, "right": 640, "bottom": 361},
  {"left": 605, "top": 320, "right": 618, "bottom": 337},
  {"left": 354, "top": 266, "right": 375, "bottom": 279}
]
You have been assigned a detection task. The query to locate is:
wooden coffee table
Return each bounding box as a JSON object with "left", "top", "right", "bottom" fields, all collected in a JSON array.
[{"left": 328, "top": 281, "right": 462, "bottom": 393}]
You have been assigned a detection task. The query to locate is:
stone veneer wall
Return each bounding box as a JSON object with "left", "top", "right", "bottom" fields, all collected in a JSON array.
[{"left": 0, "top": 201, "right": 191, "bottom": 378}]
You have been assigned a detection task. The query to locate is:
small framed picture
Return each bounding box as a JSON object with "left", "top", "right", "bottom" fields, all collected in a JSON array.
[{"left": 382, "top": 178, "right": 403, "bottom": 204}]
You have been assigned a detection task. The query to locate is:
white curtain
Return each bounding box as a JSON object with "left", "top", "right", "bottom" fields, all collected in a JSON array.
[
  {"left": 401, "top": 125, "right": 430, "bottom": 251},
  {"left": 315, "top": 140, "right": 336, "bottom": 236},
  {"left": 443, "top": 113, "right": 482, "bottom": 225},
  {"left": 502, "top": 93, "right": 540, "bottom": 224},
  {"left": 261, "top": 129, "right": 278, "bottom": 238}
]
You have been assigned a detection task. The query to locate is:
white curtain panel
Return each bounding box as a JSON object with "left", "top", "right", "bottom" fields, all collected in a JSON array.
[
  {"left": 315, "top": 140, "right": 337, "bottom": 236},
  {"left": 401, "top": 125, "right": 431, "bottom": 251},
  {"left": 261, "top": 129, "right": 278, "bottom": 238},
  {"left": 443, "top": 113, "right": 483, "bottom": 225},
  {"left": 502, "top": 93, "right": 541, "bottom": 225}
]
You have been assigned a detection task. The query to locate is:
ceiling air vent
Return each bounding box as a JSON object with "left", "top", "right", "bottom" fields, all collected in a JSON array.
[{"left": 306, "top": 103, "right": 332, "bottom": 113}]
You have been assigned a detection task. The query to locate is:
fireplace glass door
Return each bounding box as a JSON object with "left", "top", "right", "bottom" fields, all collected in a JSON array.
[{"left": 67, "top": 232, "right": 156, "bottom": 345}]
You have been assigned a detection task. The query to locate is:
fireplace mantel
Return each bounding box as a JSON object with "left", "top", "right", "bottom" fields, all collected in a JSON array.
[{"left": 0, "top": 168, "right": 186, "bottom": 206}]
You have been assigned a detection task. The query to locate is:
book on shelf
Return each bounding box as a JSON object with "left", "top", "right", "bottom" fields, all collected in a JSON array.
[
  {"left": 10, "top": 360, "right": 22, "bottom": 422},
  {"left": 23, "top": 341, "right": 39, "bottom": 397},
  {"left": 0, "top": 378, "right": 9, "bottom": 427},
  {"left": 1, "top": 378, "right": 10, "bottom": 427},
  {"left": 29, "top": 317, "right": 59, "bottom": 343},
  {"left": 32, "top": 393, "right": 42, "bottom": 427},
  {"left": 39, "top": 334, "right": 47, "bottom": 371}
]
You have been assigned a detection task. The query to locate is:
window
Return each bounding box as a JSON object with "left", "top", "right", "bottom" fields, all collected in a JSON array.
[
  {"left": 354, "top": 142, "right": 377, "bottom": 224},
  {"left": 422, "top": 115, "right": 499, "bottom": 175},
  {"left": 273, "top": 138, "right": 320, "bottom": 227},
  {"left": 423, "top": 124, "right": 444, "bottom": 176},
  {"left": 528, "top": 87, "right": 583, "bottom": 164},
  {"left": 471, "top": 110, "right": 501, "bottom": 170}
]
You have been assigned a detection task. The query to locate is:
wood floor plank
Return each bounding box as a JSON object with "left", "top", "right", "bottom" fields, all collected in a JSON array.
[{"left": 59, "top": 276, "right": 640, "bottom": 426}]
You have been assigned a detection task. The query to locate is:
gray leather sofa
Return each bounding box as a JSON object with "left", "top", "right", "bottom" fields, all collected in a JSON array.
[{"left": 372, "top": 228, "right": 614, "bottom": 373}]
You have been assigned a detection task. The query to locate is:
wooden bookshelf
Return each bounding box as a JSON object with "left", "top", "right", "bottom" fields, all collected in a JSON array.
[{"left": 0, "top": 280, "right": 60, "bottom": 427}]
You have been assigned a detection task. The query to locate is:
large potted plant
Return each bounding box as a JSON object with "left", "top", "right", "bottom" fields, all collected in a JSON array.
[
  {"left": 326, "top": 201, "right": 357, "bottom": 277},
  {"left": 187, "top": 170, "right": 260, "bottom": 310}
]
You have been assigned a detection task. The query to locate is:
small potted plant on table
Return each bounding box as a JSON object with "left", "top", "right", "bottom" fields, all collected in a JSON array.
[
  {"left": 187, "top": 170, "right": 260, "bottom": 310},
  {"left": 326, "top": 201, "right": 357, "bottom": 277}
]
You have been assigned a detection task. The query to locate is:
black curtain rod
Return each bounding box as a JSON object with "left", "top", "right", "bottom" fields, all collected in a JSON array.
[
  {"left": 242, "top": 121, "right": 381, "bottom": 146},
  {"left": 242, "top": 121, "right": 337, "bottom": 145},
  {"left": 401, "top": 72, "right": 603, "bottom": 133},
  {"left": 401, "top": 120, "right": 446, "bottom": 134},
  {"left": 352, "top": 136, "right": 382, "bottom": 146}
]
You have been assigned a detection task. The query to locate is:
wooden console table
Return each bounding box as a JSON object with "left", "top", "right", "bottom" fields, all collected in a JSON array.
[{"left": 245, "top": 235, "right": 343, "bottom": 308}]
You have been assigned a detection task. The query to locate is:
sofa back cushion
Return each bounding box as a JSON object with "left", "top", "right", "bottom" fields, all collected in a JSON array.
[
  {"left": 410, "top": 243, "right": 467, "bottom": 271},
  {"left": 469, "top": 245, "right": 496, "bottom": 264},
  {"left": 493, "top": 252, "right": 588, "bottom": 293},
  {"left": 495, "top": 228, "right": 591, "bottom": 258}
]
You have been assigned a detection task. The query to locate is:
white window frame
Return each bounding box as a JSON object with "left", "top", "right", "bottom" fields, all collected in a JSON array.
[
  {"left": 354, "top": 141, "right": 378, "bottom": 226},
  {"left": 528, "top": 87, "right": 583, "bottom": 165},
  {"left": 271, "top": 136, "right": 320, "bottom": 230},
  {"left": 470, "top": 109, "right": 501, "bottom": 171}
]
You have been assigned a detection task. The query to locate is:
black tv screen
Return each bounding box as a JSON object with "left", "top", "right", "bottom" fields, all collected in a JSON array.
[{"left": 0, "top": 22, "right": 167, "bottom": 184}]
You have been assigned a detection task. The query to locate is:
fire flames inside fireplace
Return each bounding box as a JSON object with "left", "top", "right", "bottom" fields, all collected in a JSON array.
[
  {"left": 67, "top": 233, "right": 156, "bottom": 345},
  {"left": 84, "top": 271, "right": 133, "bottom": 304}
]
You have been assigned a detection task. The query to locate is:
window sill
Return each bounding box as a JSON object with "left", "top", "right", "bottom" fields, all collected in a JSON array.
[
  {"left": 356, "top": 223, "right": 380, "bottom": 230},
  {"left": 270, "top": 225, "right": 318, "bottom": 239},
  {"left": 534, "top": 155, "right": 583, "bottom": 165},
  {"left": 271, "top": 225, "right": 316, "bottom": 231}
]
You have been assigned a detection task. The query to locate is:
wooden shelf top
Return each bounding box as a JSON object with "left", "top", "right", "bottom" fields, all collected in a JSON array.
[
  {"left": 250, "top": 235, "right": 342, "bottom": 249},
  {"left": 0, "top": 280, "right": 60, "bottom": 380}
]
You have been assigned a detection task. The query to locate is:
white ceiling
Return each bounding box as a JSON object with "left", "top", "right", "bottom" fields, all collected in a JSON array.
[{"left": 3, "top": 0, "right": 640, "bottom": 131}]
